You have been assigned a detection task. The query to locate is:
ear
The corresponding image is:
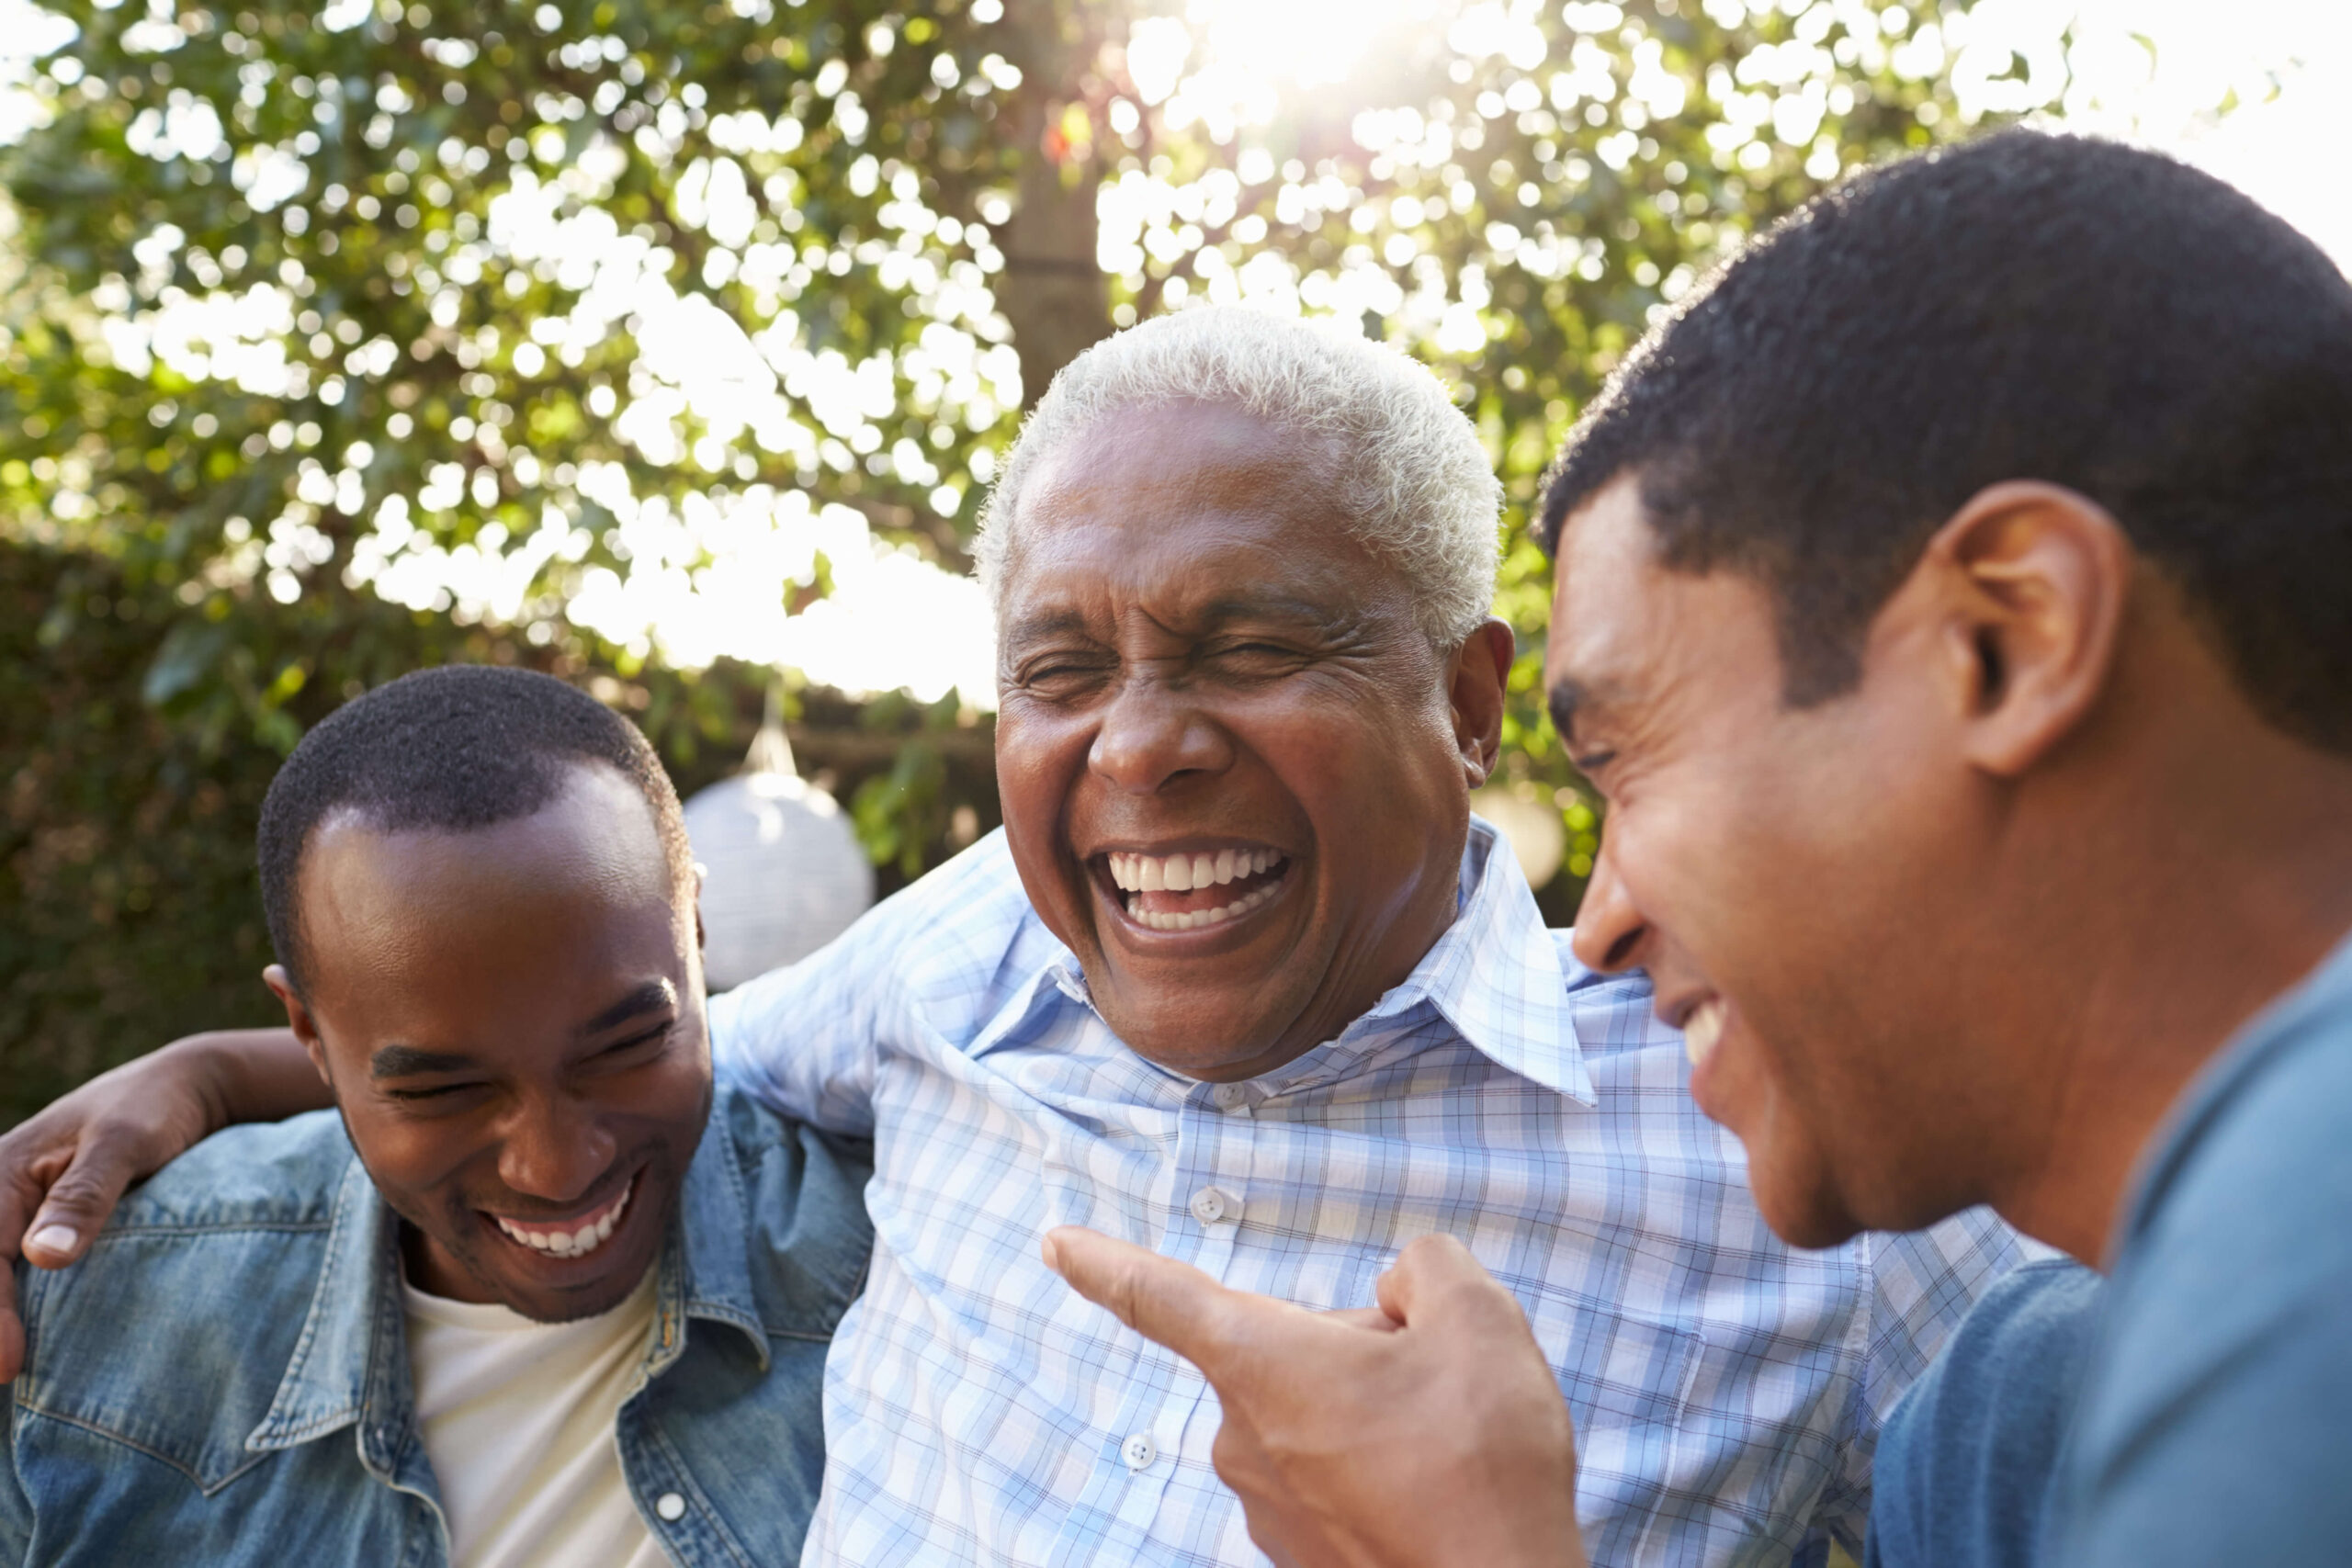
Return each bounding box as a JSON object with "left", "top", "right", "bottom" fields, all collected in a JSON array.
[
  {"left": 1447, "top": 618, "right": 1516, "bottom": 788},
  {"left": 1921, "top": 481, "right": 2134, "bottom": 778},
  {"left": 263, "top": 964, "right": 336, "bottom": 1090}
]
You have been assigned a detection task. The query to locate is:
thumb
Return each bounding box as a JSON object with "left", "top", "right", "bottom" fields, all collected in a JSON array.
[
  {"left": 20, "top": 1136, "right": 142, "bottom": 1269},
  {"left": 1044, "top": 1226, "right": 1254, "bottom": 1379},
  {"left": 1374, "top": 1233, "right": 1526, "bottom": 1332}
]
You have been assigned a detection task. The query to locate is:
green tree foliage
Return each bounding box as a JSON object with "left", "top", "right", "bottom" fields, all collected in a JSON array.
[{"left": 3, "top": 0, "right": 2057, "bottom": 1117}]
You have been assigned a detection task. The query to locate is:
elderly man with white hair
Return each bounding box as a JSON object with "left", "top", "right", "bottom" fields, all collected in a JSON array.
[{"left": 4, "top": 307, "right": 2022, "bottom": 1565}]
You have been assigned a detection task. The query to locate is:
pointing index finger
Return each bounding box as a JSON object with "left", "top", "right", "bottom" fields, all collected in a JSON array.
[{"left": 1044, "top": 1225, "right": 1261, "bottom": 1379}]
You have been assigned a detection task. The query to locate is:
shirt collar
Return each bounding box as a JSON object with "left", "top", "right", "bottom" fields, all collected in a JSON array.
[
  {"left": 1021, "top": 817, "right": 1593, "bottom": 1104},
  {"left": 246, "top": 1150, "right": 390, "bottom": 1454},
  {"left": 1334, "top": 817, "right": 1595, "bottom": 1104},
  {"left": 668, "top": 1089, "right": 769, "bottom": 1370},
  {"left": 245, "top": 1093, "right": 771, "bottom": 1455}
]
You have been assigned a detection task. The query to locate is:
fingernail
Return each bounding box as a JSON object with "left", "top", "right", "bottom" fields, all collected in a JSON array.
[
  {"left": 1040, "top": 1234, "right": 1061, "bottom": 1272},
  {"left": 28, "top": 1224, "right": 78, "bottom": 1257}
]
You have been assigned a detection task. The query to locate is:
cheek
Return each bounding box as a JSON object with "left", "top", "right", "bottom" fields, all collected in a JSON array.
[
  {"left": 993, "top": 705, "right": 1090, "bottom": 834},
  {"left": 1249, "top": 682, "right": 1457, "bottom": 829},
  {"left": 345, "top": 1111, "right": 481, "bottom": 1207}
]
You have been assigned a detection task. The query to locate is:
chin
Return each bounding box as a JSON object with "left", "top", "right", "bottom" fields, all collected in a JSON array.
[
  {"left": 1747, "top": 1148, "right": 1871, "bottom": 1252},
  {"left": 1094, "top": 986, "right": 1295, "bottom": 1079}
]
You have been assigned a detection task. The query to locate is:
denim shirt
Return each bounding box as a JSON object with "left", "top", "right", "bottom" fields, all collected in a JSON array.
[{"left": 1, "top": 1082, "right": 873, "bottom": 1567}]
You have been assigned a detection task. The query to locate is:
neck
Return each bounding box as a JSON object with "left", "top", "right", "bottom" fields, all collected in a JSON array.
[{"left": 1990, "top": 680, "right": 2352, "bottom": 1265}]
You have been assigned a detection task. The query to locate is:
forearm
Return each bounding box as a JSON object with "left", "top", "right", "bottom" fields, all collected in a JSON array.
[{"left": 163, "top": 1028, "right": 329, "bottom": 1129}]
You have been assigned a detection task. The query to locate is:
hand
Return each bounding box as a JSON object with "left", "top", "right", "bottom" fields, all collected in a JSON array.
[
  {"left": 1042, "top": 1228, "right": 1586, "bottom": 1568},
  {"left": 0, "top": 1028, "right": 319, "bottom": 1382}
]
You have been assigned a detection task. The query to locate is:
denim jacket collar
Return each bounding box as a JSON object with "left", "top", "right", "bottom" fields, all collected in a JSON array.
[{"left": 244, "top": 1096, "right": 771, "bottom": 1458}]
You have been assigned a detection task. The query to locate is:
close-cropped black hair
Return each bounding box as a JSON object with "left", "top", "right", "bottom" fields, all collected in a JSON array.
[
  {"left": 1540, "top": 130, "right": 2352, "bottom": 754},
  {"left": 256, "top": 664, "right": 692, "bottom": 997}
]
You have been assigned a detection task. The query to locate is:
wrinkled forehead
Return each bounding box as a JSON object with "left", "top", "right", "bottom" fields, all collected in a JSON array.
[{"left": 1001, "top": 400, "right": 1403, "bottom": 637}]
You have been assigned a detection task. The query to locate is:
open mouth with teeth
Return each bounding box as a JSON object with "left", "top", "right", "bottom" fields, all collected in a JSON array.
[
  {"left": 485, "top": 1173, "right": 638, "bottom": 1261},
  {"left": 1102, "top": 845, "right": 1293, "bottom": 932}
]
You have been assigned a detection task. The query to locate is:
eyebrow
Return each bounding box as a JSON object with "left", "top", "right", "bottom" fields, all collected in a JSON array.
[
  {"left": 370, "top": 1044, "right": 477, "bottom": 1080},
  {"left": 579, "top": 978, "right": 678, "bottom": 1038},
  {"left": 366, "top": 980, "right": 678, "bottom": 1079},
  {"left": 1003, "top": 607, "right": 1097, "bottom": 648}
]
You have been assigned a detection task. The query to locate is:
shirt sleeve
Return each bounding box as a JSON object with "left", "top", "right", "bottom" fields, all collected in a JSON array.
[
  {"left": 706, "top": 897, "right": 909, "bottom": 1137},
  {"left": 704, "top": 830, "right": 1034, "bottom": 1136},
  {"left": 1812, "top": 1206, "right": 2040, "bottom": 1550}
]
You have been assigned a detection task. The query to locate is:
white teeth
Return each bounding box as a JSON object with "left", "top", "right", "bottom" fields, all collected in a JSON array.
[
  {"left": 1106, "top": 849, "right": 1288, "bottom": 893},
  {"left": 495, "top": 1179, "right": 632, "bottom": 1259},
  {"left": 1124, "top": 877, "right": 1284, "bottom": 931},
  {"left": 1682, "top": 1000, "right": 1725, "bottom": 1069}
]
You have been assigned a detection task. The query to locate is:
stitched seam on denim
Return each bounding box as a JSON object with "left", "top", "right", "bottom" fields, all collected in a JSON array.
[
  {"left": 680, "top": 1114, "right": 770, "bottom": 1373},
  {"left": 250, "top": 1157, "right": 366, "bottom": 1445},
  {"left": 88, "top": 1221, "right": 334, "bottom": 1239},
  {"left": 13, "top": 1403, "right": 277, "bottom": 1495}
]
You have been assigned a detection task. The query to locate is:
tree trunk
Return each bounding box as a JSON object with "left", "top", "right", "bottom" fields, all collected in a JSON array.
[{"left": 995, "top": 6, "right": 1114, "bottom": 406}]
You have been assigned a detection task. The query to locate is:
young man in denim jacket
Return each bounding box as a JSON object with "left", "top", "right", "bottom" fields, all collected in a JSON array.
[{"left": 1, "top": 666, "right": 872, "bottom": 1566}]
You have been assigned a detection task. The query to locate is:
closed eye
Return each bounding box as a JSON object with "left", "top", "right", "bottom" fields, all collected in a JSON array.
[
  {"left": 1012, "top": 653, "right": 1116, "bottom": 694},
  {"left": 383, "top": 1079, "right": 488, "bottom": 1104},
  {"left": 590, "top": 1021, "right": 673, "bottom": 1065}
]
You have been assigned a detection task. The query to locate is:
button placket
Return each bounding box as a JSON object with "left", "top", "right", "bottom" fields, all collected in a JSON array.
[
  {"left": 1188, "top": 1184, "right": 1235, "bottom": 1224},
  {"left": 1053, "top": 1089, "right": 1227, "bottom": 1552}
]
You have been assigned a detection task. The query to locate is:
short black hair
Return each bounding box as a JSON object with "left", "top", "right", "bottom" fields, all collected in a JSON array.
[
  {"left": 1539, "top": 130, "right": 2352, "bottom": 752},
  {"left": 257, "top": 664, "right": 692, "bottom": 997}
]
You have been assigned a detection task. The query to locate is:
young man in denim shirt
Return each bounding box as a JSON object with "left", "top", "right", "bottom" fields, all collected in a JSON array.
[{"left": 1, "top": 666, "right": 871, "bottom": 1566}]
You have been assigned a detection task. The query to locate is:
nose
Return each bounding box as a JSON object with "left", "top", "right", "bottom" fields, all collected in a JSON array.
[
  {"left": 1088, "top": 671, "right": 1234, "bottom": 795},
  {"left": 495, "top": 1091, "right": 617, "bottom": 1205},
  {"left": 1569, "top": 827, "right": 1648, "bottom": 976}
]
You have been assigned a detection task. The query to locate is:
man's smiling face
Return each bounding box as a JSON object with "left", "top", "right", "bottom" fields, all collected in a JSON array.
[
  {"left": 992, "top": 400, "right": 1510, "bottom": 1082},
  {"left": 269, "top": 762, "right": 711, "bottom": 1321},
  {"left": 1546, "top": 475, "right": 2006, "bottom": 1247}
]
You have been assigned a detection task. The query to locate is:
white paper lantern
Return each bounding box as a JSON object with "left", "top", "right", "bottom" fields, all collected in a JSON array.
[{"left": 684, "top": 702, "right": 875, "bottom": 993}]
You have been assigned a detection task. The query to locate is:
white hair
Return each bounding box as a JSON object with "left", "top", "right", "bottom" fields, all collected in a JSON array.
[{"left": 976, "top": 307, "right": 1502, "bottom": 648}]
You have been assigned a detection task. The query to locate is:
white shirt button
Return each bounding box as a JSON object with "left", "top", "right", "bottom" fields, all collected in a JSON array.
[
  {"left": 1122, "top": 1432, "right": 1158, "bottom": 1470},
  {"left": 1189, "top": 1186, "right": 1236, "bottom": 1224},
  {"left": 655, "top": 1492, "right": 687, "bottom": 1522},
  {"left": 1210, "top": 1083, "right": 1249, "bottom": 1110}
]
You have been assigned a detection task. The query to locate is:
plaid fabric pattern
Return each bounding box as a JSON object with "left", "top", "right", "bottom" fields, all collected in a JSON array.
[{"left": 711, "top": 824, "right": 2026, "bottom": 1567}]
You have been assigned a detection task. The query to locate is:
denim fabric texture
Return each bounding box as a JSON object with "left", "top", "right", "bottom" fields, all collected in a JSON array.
[
  {"left": 1, "top": 1082, "right": 872, "bottom": 1567},
  {"left": 1863, "top": 1258, "right": 2102, "bottom": 1568}
]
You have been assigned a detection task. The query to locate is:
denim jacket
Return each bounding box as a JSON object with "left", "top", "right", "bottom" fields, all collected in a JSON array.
[{"left": 2, "top": 1082, "right": 873, "bottom": 1567}]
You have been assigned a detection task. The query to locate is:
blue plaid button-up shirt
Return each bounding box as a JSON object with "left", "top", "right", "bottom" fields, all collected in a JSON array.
[{"left": 711, "top": 821, "right": 2026, "bottom": 1567}]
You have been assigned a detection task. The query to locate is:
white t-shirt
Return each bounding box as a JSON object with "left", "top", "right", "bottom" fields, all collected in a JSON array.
[{"left": 402, "top": 1267, "right": 670, "bottom": 1568}]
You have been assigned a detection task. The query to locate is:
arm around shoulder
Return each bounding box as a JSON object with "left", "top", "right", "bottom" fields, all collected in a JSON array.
[{"left": 0, "top": 1028, "right": 322, "bottom": 1381}]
